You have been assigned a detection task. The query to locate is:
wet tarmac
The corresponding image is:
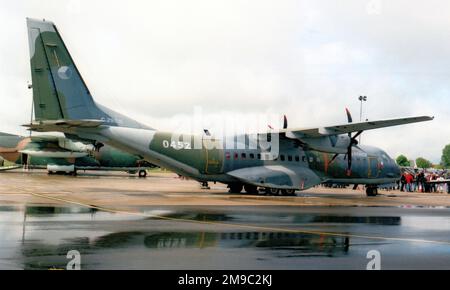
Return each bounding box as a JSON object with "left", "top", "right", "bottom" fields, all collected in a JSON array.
[
  {"left": 1, "top": 204, "right": 449, "bottom": 270},
  {"left": 0, "top": 170, "right": 449, "bottom": 269}
]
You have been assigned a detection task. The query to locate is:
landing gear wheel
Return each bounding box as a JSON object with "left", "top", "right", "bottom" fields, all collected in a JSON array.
[
  {"left": 244, "top": 184, "right": 258, "bottom": 194},
  {"left": 283, "top": 189, "right": 296, "bottom": 196},
  {"left": 228, "top": 183, "right": 243, "bottom": 193},
  {"left": 201, "top": 182, "right": 210, "bottom": 189},
  {"left": 265, "top": 187, "right": 280, "bottom": 195},
  {"left": 366, "top": 187, "right": 378, "bottom": 197},
  {"left": 138, "top": 170, "right": 147, "bottom": 178}
]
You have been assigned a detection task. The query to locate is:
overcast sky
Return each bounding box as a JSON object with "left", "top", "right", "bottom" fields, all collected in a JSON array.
[{"left": 0, "top": 0, "right": 449, "bottom": 162}]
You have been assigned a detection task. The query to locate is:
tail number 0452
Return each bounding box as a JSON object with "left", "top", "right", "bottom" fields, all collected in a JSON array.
[{"left": 162, "top": 140, "right": 191, "bottom": 150}]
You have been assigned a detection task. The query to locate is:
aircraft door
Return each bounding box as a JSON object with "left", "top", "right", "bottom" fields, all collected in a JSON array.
[
  {"left": 368, "top": 156, "right": 379, "bottom": 178},
  {"left": 203, "top": 138, "right": 224, "bottom": 174}
]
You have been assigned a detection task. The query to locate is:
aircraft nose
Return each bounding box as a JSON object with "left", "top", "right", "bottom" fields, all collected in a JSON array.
[{"left": 392, "top": 163, "right": 401, "bottom": 177}]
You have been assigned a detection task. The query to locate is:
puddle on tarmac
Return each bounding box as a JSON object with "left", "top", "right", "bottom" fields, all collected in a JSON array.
[{"left": 0, "top": 205, "right": 449, "bottom": 269}]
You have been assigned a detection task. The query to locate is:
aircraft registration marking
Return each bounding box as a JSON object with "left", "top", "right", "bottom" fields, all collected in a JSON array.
[{"left": 162, "top": 140, "right": 192, "bottom": 150}]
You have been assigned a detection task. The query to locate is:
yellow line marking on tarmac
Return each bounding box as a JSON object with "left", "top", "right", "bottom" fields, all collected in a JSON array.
[{"left": 26, "top": 191, "right": 450, "bottom": 247}]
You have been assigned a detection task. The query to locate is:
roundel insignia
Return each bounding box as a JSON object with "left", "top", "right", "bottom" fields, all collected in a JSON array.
[{"left": 57, "top": 66, "right": 72, "bottom": 79}]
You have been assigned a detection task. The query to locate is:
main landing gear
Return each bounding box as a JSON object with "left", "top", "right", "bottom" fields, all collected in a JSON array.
[
  {"left": 244, "top": 184, "right": 258, "bottom": 194},
  {"left": 366, "top": 186, "right": 378, "bottom": 197},
  {"left": 227, "top": 183, "right": 296, "bottom": 196},
  {"left": 265, "top": 188, "right": 296, "bottom": 196},
  {"left": 201, "top": 181, "right": 210, "bottom": 189},
  {"left": 228, "top": 183, "right": 244, "bottom": 193}
]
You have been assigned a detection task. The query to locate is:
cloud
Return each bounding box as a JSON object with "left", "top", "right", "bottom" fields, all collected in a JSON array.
[{"left": 0, "top": 0, "right": 449, "bottom": 163}]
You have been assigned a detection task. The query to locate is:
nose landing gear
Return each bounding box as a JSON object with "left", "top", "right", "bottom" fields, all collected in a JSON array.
[{"left": 366, "top": 186, "right": 378, "bottom": 197}]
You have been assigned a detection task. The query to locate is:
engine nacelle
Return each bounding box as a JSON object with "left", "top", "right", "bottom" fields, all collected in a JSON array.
[
  {"left": 286, "top": 132, "right": 351, "bottom": 154},
  {"left": 58, "top": 138, "right": 95, "bottom": 153}
]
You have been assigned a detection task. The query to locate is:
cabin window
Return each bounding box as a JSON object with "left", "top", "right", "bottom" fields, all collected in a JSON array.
[
  {"left": 225, "top": 152, "right": 231, "bottom": 159},
  {"left": 241, "top": 153, "right": 246, "bottom": 159},
  {"left": 257, "top": 153, "right": 261, "bottom": 160},
  {"left": 249, "top": 153, "right": 255, "bottom": 159},
  {"left": 288, "top": 155, "right": 293, "bottom": 161},
  {"left": 295, "top": 156, "right": 300, "bottom": 162},
  {"left": 280, "top": 155, "right": 285, "bottom": 161},
  {"left": 234, "top": 153, "right": 238, "bottom": 160},
  {"left": 302, "top": 156, "right": 306, "bottom": 162}
]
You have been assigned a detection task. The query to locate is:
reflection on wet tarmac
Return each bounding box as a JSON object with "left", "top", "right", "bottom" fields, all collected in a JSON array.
[
  {"left": 1, "top": 205, "right": 450, "bottom": 269},
  {"left": 311, "top": 216, "right": 401, "bottom": 225},
  {"left": 91, "top": 231, "right": 350, "bottom": 253},
  {"left": 25, "top": 206, "right": 98, "bottom": 215}
]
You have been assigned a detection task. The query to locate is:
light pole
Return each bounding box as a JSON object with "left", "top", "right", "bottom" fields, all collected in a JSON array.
[{"left": 358, "top": 95, "right": 367, "bottom": 143}]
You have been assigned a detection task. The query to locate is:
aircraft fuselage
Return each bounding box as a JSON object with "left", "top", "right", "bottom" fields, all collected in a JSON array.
[{"left": 94, "top": 126, "right": 400, "bottom": 190}]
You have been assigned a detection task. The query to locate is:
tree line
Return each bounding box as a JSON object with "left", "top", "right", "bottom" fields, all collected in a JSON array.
[{"left": 396, "top": 144, "right": 450, "bottom": 169}]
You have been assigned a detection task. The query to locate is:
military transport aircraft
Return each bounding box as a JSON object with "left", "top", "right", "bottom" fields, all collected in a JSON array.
[
  {"left": 24, "top": 18, "right": 433, "bottom": 196},
  {"left": 0, "top": 131, "right": 154, "bottom": 176}
]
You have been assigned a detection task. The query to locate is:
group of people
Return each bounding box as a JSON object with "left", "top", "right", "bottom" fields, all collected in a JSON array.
[{"left": 399, "top": 170, "right": 450, "bottom": 193}]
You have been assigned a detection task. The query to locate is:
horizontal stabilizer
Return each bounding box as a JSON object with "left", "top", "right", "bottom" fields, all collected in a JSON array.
[
  {"left": 0, "top": 165, "right": 22, "bottom": 172},
  {"left": 23, "top": 119, "right": 103, "bottom": 132},
  {"left": 19, "top": 149, "right": 88, "bottom": 158}
]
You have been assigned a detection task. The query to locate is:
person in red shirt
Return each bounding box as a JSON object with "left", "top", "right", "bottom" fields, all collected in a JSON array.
[{"left": 405, "top": 173, "right": 414, "bottom": 192}]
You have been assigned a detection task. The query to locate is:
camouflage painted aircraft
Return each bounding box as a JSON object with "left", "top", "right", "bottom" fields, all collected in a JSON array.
[
  {"left": 0, "top": 131, "right": 154, "bottom": 176},
  {"left": 24, "top": 19, "right": 433, "bottom": 196}
]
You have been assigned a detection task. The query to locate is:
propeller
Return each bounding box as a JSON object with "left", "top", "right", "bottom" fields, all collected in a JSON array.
[{"left": 329, "top": 108, "right": 364, "bottom": 176}]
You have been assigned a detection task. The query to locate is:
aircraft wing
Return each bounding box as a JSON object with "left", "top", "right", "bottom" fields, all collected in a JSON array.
[
  {"left": 280, "top": 116, "right": 434, "bottom": 138},
  {"left": 227, "top": 165, "right": 321, "bottom": 190}
]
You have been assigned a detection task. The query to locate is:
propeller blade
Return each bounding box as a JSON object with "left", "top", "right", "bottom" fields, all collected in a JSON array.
[
  {"left": 328, "top": 153, "right": 339, "bottom": 165},
  {"left": 345, "top": 109, "right": 353, "bottom": 138},
  {"left": 354, "top": 145, "right": 365, "bottom": 152},
  {"left": 352, "top": 130, "right": 363, "bottom": 142},
  {"left": 345, "top": 108, "right": 353, "bottom": 123},
  {"left": 346, "top": 147, "right": 352, "bottom": 176},
  {"left": 283, "top": 115, "right": 288, "bottom": 129}
]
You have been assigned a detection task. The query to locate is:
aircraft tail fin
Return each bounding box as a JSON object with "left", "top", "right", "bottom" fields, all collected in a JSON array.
[
  {"left": 26, "top": 18, "right": 149, "bottom": 129},
  {"left": 27, "top": 18, "right": 99, "bottom": 120}
]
